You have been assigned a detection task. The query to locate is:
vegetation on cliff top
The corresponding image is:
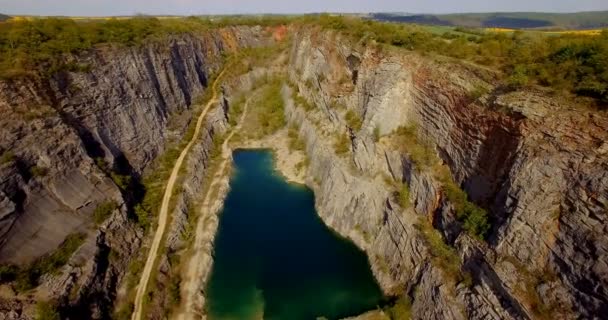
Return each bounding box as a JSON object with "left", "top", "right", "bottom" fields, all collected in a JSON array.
[
  {"left": 312, "top": 15, "right": 608, "bottom": 104},
  {"left": 0, "top": 16, "right": 287, "bottom": 79}
]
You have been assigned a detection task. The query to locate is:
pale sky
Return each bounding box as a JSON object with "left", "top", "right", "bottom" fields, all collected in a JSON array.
[{"left": 1, "top": 0, "right": 607, "bottom": 16}]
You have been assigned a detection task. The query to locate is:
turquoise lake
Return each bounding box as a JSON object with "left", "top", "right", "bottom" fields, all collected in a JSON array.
[{"left": 205, "top": 150, "right": 384, "bottom": 320}]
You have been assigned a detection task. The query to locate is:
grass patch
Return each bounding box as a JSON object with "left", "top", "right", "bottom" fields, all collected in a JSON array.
[
  {"left": 398, "top": 183, "right": 411, "bottom": 209},
  {"left": 93, "top": 200, "right": 118, "bottom": 225},
  {"left": 256, "top": 78, "right": 286, "bottom": 136},
  {"left": 287, "top": 127, "right": 306, "bottom": 152},
  {"left": 334, "top": 132, "right": 351, "bottom": 156},
  {"left": 389, "top": 123, "right": 491, "bottom": 240},
  {"left": 29, "top": 165, "right": 48, "bottom": 177},
  {"left": 0, "top": 151, "right": 15, "bottom": 165},
  {"left": 8, "top": 232, "right": 87, "bottom": 292},
  {"left": 391, "top": 125, "right": 436, "bottom": 168},
  {"left": 35, "top": 300, "right": 60, "bottom": 320},
  {"left": 415, "top": 219, "right": 465, "bottom": 285},
  {"left": 384, "top": 295, "right": 412, "bottom": 320},
  {"left": 438, "top": 172, "right": 490, "bottom": 240},
  {"left": 344, "top": 109, "right": 363, "bottom": 131}
]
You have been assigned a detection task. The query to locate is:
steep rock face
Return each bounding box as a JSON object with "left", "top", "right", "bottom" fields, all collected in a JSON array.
[
  {"left": 0, "top": 26, "right": 269, "bottom": 319},
  {"left": 287, "top": 28, "right": 608, "bottom": 319}
]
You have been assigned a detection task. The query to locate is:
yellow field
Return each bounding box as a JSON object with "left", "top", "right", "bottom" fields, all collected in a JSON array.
[{"left": 486, "top": 27, "right": 603, "bottom": 36}]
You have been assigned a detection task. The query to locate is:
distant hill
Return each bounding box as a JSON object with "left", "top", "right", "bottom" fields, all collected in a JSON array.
[
  {"left": 371, "top": 11, "right": 608, "bottom": 30},
  {"left": 0, "top": 14, "right": 10, "bottom": 21}
]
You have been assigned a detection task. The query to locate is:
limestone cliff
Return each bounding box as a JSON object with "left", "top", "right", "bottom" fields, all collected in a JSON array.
[
  {"left": 0, "top": 26, "right": 269, "bottom": 319},
  {"left": 286, "top": 27, "right": 608, "bottom": 319}
]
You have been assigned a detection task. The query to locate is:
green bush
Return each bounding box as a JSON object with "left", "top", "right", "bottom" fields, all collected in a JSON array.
[
  {"left": 35, "top": 301, "right": 60, "bottom": 320},
  {"left": 287, "top": 128, "right": 306, "bottom": 151},
  {"left": 256, "top": 78, "right": 286, "bottom": 136},
  {"left": 344, "top": 109, "right": 362, "bottom": 131},
  {"left": 416, "top": 219, "right": 463, "bottom": 283},
  {"left": 398, "top": 183, "right": 411, "bottom": 209},
  {"left": 0, "top": 152, "right": 15, "bottom": 165},
  {"left": 93, "top": 201, "right": 118, "bottom": 225},
  {"left": 0, "top": 265, "right": 17, "bottom": 283},
  {"left": 168, "top": 274, "right": 181, "bottom": 306},
  {"left": 29, "top": 166, "right": 48, "bottom": 177},
  {"left": 385, "top": 295, "right": 412, "bottom": 320},
  {"left": 15, "top": 232, "right": 86, "bottom": 292},
  {"left": 392, "top": 125, "right": 436, "bottom": 168},
  {"left": 334, "top": 132, "right": 351, "bottom": 156},
  {"left": 443, "top": 182, "right": 490, "bottom": 239},
  {"left": 110, "top": 172, "right": 131, "bottom": 191},
  {"left": 313, "top": 15, "right": 608, "bottom": 104}
]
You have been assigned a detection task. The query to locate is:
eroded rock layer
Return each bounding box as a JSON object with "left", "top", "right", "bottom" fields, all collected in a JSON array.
[
  {"left": 0, "top": 26, "right": 269, "bottom": 319},
  {"left": 286, "top": 27, "right": 608, "bottom": 320}
]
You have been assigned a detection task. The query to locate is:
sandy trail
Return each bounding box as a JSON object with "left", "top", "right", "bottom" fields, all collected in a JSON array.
[
  {"left": 131, "top": 65, "right": 229, "bottom": 320},
  {"left": 176, "top": 92, "right": 254, "bottom": 320}
]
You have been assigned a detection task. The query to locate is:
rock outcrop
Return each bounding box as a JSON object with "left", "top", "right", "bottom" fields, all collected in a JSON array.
[
  {"left": 286, "top": 27, "right": 608, "bottom": 319},
  {"left": 0, "top": 26, "right": 269, "bottom": 319}
]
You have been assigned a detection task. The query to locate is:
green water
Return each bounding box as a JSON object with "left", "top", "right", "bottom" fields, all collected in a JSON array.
[{"left": 205, "top": 150, "right": 384, "bottom": 320}]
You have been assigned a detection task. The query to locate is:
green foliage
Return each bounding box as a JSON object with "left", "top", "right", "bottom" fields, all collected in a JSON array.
[
  {"left": 385, "top": 295, "right": 412, "bottom": 320},
  {"left": 287, "top": 127, "right": 306, "bottom": 151},
  {"left": 398, "top": 183, "right": 411, "bottom": 209},
  {"left": 344, "top": 109, "right": 362, "bottom": 131},
  {"left": 228, "top": 96, "right": 245, "bottom": 126},
  {"left": 35, "top": 301, "right": 60, "bottom": 320},
  {"left": 93, "top": 200, "right": 118, "bottom": 225},
  {"left": 507, "top": 65, "right": 529, "bottom": 87},
  {"left": 443, "top": 182, "right": 490, "bottom": 239},
  {"left": 14, "top": 233, "right": 86, "bottom": 292},
  {"left": 256, "top": 78, "right": 285, "bottom": 136},
  {"left": 416, "top": 219, "right": 463, "bottom": 283},
  {"left": 292, "top": 92, "right": 314, "bottom": 111},
  {"left": 110, "top": 172, "right": 131, "bottom": 191},
  {"left": 0, "top": 264, "right": 18, "bottom": 283},
  {"left": 334, "top": 132, "right": 351, "bottom": 156},
  {"left": 373, "top": 126, "right": 381, "bottom": 142},
  {"left": 29, "top": 165, "right": 48, "bottom": 177},
  {"left": 392, "top": 125, "right": 436, "bottom": 168},
  {"left": 469, "top": 85, "right": 490, "bottom": 100},
  {"left": 114, "top": 302, "right": 134, "bottom": 320},
  {"left": 168, "top": 274, "right": 181, "bottom": 307},
  {"left": 313, "top": 15, "right": 608, "bottom": 104},
  {"left": 0, "top": 151, "right": 15, "bottom": 165},
  {"left": 0, "top": 16, "right": 288, "bottom": 79}
]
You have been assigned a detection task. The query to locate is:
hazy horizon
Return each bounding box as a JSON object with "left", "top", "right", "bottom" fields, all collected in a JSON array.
[{"left": 1, "top": 0, "right": 607, "bottom": 17}]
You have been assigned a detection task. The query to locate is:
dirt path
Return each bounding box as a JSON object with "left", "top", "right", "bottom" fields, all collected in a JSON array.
[
  {"left": 176, "top": 92, "right": 254, "bottom": 320},
  {"left": 131, "top": 66, "right": 229, "bottom": 320}
]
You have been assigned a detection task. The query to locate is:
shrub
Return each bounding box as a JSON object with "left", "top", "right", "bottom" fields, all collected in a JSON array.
[
  {"left": 29, "top": 166, "right": 48, "bottom": 177},
  {"left": 344, "top": 109, "right": 362, "bottom": 131},
  {"left": 385, "top": 295, "right": 412, "bottom": 320},
  {"left": 15, "top": 232, "right": 86, "bottom": 292},
  {"left": 443, "top": 182, "right": 490, "bottom": 239},
  {"left": 334, "top": 132, "right": 351, "bottom": 156},
  {"left": 392, "top": 125, "right": 436, "bottom": 168},
  {"left": 256, "top": 78, "right": 286, "bottom": 136},
  {"left": 373, "top": 126, "right": 381, "bottom": 142},
  {"left": 35, "top": 301, "right": 60, "bottom": 320},
  {"left": 398, "top": 183, "right": 411, "bottom": 208},
  {"left": 287, "top": 128, "right": 306, "bottom": 151},
  {"left": 0, "top": 265, "right": 17, "bottom": 283},
  {"left": 0, "top": 152, "right": 15, "bottom": 165},
  {"left": 110, "top": 172, "right": 131, "bottom": 191},
  {"left": 168, "top": 274, "right": 181, "bottom": 306},
  {"left": 93, "top": 201, "right": 118, "bottom": 225},
  {"left": 416, "top": 219, "right": 463, "bottom": 283}
]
